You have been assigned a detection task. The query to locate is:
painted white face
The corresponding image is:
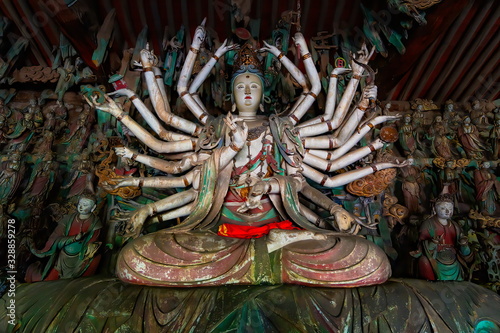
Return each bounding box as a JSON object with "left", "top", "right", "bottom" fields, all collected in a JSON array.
[
  {"left": 78, "top": 198, "right": 96, "bottom": 215},
  {"left": 233, "top": 73, "right": 262, "bottom": 113},
  {"left": 435, "top": 202, "right": 453, "bottom": 220}
]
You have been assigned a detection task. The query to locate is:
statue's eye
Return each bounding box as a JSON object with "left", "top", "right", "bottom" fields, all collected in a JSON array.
[
  {"left": 251, "top": 84, "right": 258, "bottom": 89},
  {"left": 236, "top": 84, "right": 244, "bottom": 89}
]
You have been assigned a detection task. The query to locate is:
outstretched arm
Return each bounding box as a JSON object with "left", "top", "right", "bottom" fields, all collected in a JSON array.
[
  {"left": 86, "top": 95, "right": 196, "bottom": 153},
  {"left": 303, "top": 114, "right": 401, "bottom": 153},
  {"left": 298, "top": 85, "right": 378, "bottom": 139},
  {"left": 115, "top": 146, "right": 204, "bottom": 174},
  {"left": 301, "top": 160, "right": 409, "bottom": 188},
  {"left": 110, "top": 88, "right": 194, "bottom": 141},
  {"left": 298, "top": 67, "right": 352, "bottom": 126}
]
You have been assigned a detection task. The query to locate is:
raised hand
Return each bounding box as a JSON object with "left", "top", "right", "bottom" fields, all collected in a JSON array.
[
  {"left": 351, "top": 43, "right": 375, "bottom": 74},
  {"left": 259, "top": 41, "right": 281, "bottom": 56},
  {"left": 84, "top": 94, "right": 124, "bottom": 118},
  {"left": 192, "top": 18, "right": 207, "bottom": 49},
  {"left": 224, "top": 112, "right": 248, "bottom": 148},
  {"left": 214, "top": 39, "right": 240, "bottom": 58}
]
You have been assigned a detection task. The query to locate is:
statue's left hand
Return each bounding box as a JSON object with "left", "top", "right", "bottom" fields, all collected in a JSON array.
[
  {"left": 237, "top": 181, "right": 267, "bottom": 213},
  {"left": 351, "top": 43, "right": 375, "bottom": 74},
  {"left": 123, "top": 209, "right": 148, "bottom": 239}
]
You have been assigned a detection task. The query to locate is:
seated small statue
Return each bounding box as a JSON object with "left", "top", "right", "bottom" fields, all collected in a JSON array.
[
  {"left": 25, "top": 193, "right": 102, "bottom": 282},
  {"left": 411, "top": 194, "right": 473, "bottom": 281}
]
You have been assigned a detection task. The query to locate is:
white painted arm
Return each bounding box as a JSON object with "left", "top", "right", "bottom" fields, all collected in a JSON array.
[
  {"left": 302, "top": 160, "right": 408, "bottom": 188},
  {"left": 115, "top": 146, "right": 206, "bottom": 174},
  {"left": 110, "top": 88, "right": 192, "bottom": 141},
  {"left": 139, "top": 49, "right": 202, "bottom": 136},
  {"left": 149, "top": 202, "right": 197, "bottom": 223},
  {"left": 329, "top": 44, "right": 375, "bottom": 130},
  {"left": 330, "top": 85, "right": 378, "bottom": 141},
  {"left": 124, "top": 189, "right": 198, "bottom": 238},
  {"left": 302, "top": 138, "right": 384, "bottom": 172},
  {"left": 111, "top": 167, "right": 199, "bottom": 189},
  {"left": 189, "top": 39, "right": 238, "bottom": 94},
  {"left": 303, "top": 114, "right": 401, "bottom": 153},
  {"left": 288, "top": 33, "right": 321, "bottom": 124},
  {"left": 177, "top": 21, "right": 210, "bottom": 124},
  {"left": 259, "top": 41, "right": 308, "bottom": 115},
  {"left": 85, "top": 95, "right": 196, "bottom": 153},
  {"left": 299, "top": 67, "right": 352, "bottom": 126}
]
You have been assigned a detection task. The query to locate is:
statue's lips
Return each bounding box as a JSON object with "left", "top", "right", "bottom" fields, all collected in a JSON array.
[{"left": 245, "top": 96, "right": 252, "bottom": 99}]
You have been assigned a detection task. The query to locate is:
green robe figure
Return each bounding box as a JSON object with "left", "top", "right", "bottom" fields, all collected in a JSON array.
[{"left": 26, "top": 194, "right": 102, "bottom": 282}]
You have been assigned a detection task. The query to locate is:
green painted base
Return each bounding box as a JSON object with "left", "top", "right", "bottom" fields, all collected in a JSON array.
[{"left": 2, "top": 277, "right": 500, "bottom": 332}]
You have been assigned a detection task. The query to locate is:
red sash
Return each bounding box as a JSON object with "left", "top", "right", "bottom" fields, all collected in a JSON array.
[{"left": 218, "top": 220, "right": 301, "bottom": 238}]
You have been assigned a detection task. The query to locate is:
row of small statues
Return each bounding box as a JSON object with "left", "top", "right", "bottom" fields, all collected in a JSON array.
[{"left": 396, "top": 98, "right": 500, "bottom": 161}]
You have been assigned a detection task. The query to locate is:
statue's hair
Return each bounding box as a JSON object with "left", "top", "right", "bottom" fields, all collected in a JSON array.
[
  {"left": 79, "top": 191, "right": 97, "bottom": 204},
  {"left": 435, "top": 193, "right": 454, "bottom": 205}
]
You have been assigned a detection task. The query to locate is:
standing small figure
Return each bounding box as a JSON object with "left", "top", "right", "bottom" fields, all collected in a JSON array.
[
  {"left": 399, "top": 114, "right": 417, "bottom": 156},
  {"left": 474, "top": 161, "right": 500, "bottom": 216},
  {"left": 458, "top": 116, "right": 488, "bottom": 160},
  {"left": 411, "top": 194, "right": 473, "bottom": 281}
]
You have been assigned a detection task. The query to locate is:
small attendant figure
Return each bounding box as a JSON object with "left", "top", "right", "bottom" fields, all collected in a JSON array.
[{"left": 411, "top": 194, "right": 474, "bottom": 281}]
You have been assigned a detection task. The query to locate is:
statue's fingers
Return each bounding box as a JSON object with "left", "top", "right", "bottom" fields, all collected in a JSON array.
[{"left": 368, "top": 46, "right": 376, "bottom": 59}]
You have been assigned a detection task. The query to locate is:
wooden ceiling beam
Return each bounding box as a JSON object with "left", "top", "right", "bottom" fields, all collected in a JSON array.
[
  {"left": 437, "top": 4, "right": 499, "bottom": 102},
  {"left": 45, "top": 1, "right": 97, "bottom": 69},
  {"left": 410, "top": 1, "right": 474, "bottom": 99},
  {"left": 375, "top": 0, "right": 470, "bottom": 100},
  {"left": 429, "top": 1, "right": 493, "bottom": 101}
]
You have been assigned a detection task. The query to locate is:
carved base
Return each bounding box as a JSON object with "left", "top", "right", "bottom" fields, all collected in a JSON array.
[{"left": 2, "top": 277, "right": 499, "bottom": 332}]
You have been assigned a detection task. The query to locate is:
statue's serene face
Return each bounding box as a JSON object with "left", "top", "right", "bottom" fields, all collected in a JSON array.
[
  {"left": 435, "top": 202, "right": 453, "bottom": 220},
  {"left": 233, "top": 73, "right": 262, "bottom": 113},
  {"left": 78, "top": 198, "right": 96, "bottom": 215}
]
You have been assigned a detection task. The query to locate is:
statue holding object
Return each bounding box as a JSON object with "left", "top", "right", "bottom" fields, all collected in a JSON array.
[{"left": 86, "top": 21, "right": 408, "bottom": 287}]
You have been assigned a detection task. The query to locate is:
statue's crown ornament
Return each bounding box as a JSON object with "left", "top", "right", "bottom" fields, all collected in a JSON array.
[{"left": 233, "top": 43, "right": 262, "bottom": 72}]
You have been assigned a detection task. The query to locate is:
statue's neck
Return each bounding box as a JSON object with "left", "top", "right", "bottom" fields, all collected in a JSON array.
[
  {"left": 78, "top": 213, "right": 92, "bottom": 220},
  {"left": 437, "top": 217, "right": 449, "bottom": 226},
  {"left": 238, "top": 111, "right": 258, "bottom": 121}
]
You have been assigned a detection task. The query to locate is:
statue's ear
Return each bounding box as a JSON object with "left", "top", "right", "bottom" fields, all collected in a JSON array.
[{"left": 91, "top": 203, "right": 97, "bottom": 213}]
